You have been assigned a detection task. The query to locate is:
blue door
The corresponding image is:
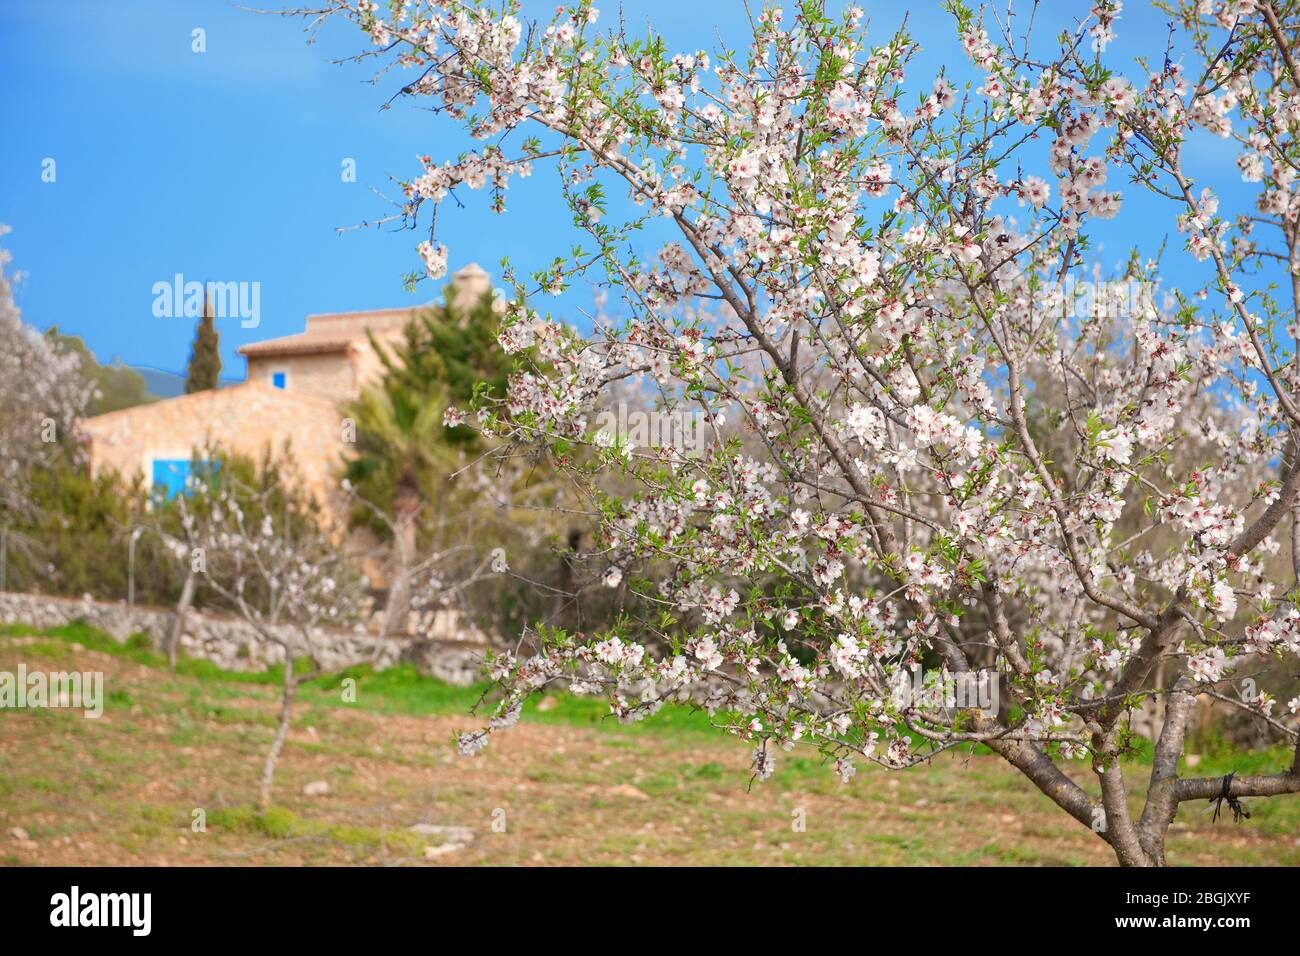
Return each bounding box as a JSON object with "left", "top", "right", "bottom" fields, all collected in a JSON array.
[{"left": 151, "top": 459, "right": 217, "bottom": 498}]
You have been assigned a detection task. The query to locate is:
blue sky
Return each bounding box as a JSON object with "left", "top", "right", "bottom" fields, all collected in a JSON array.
[{"left": 0, "top": 0, "right": 1265, "bottom": 379}]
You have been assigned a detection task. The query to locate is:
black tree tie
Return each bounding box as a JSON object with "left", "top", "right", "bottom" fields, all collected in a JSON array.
[{"left": 1209, "top": 772, "right": 1250, "bottom": 824}]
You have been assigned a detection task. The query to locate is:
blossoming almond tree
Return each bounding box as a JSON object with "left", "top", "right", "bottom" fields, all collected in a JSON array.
[
  {"left": 166, "top": 475, "right": 365, "bottom": 811},
  {"left": 317, "top": 0, "right": 1300, "bottom": 865},
  {"left": 0, "top": 226, "right": 94, "bottom": 581}
]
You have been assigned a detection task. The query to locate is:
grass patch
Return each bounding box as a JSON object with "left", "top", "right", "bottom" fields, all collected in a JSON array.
[
  {"left": 207, "top": 805, "right": 427, "bottom": 855},
  {"left": 1, "top": 622, "right": 725, "bottom": 738}
]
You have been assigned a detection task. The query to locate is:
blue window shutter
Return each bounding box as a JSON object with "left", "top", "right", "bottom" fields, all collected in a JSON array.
[
  {"left": 272, "top": 371, "right": 287, "bottom": 389},
  {"left": 152, "top": 459, "right": 191, "bottom": 499},
  {"left": 151, "top": 459, "right": 219, "bottom": 499}
]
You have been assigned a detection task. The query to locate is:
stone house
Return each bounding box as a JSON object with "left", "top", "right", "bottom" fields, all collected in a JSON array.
[
  {"left": 79, "top": 380, "right": 345, "bottom": 507},
  {"left": 239, "top": 307, "right": 413, "bottom": 404},
  {"left": 80, "top": 263, "right": 494, "bottom": 518}
]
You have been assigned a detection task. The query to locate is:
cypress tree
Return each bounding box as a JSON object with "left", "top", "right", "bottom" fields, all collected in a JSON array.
[{"left": 184, "top": 292, "right": 222, "bottom": 393}]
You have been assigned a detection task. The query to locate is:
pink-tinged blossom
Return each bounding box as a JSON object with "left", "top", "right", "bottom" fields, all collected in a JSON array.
[
  {"left": 1188, "top": 647, "right": 1227, "bottom": 683},
  {"left": 417, "top": 240, "right": 448, "bottom": 279},
  {"left": 1020, "top": 175, "right": 1051, "bottom": 207},
  {"left": 1096, "top": 427, "right": 1133, "bottom": 465}
]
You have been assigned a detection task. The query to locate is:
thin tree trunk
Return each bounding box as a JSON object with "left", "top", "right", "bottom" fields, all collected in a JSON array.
[
  {"left": 550, "top": 528, "right": 581, "bottom": 627},
  {"left": 383, "top": 511, "right": 416, "bottom": 637},
  {"left": 258, "top": 647, "right": 297, "bottom": 813},
  {"left": 168, "top": 570, "right": 196, "bottom": 670},
  {"left": 1136, "top": 678, "right": 1197, "bottom": 867}
]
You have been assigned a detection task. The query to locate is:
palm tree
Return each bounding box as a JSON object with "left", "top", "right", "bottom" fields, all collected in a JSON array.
[
  {"left": 345, "top": 380, "right": 455, "bottom": 636},
  {"left": 344, "top": 282, "right": 507, "bottom": 636}
]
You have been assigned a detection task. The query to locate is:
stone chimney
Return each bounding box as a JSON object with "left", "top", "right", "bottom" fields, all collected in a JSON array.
[{"left": 450, "top": 262, "right": 491, "bottom": 311}]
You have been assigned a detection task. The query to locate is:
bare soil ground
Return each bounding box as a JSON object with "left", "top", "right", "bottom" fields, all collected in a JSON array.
[{"left": 2, "top": 631, "right": 1297, "bottom": 866}]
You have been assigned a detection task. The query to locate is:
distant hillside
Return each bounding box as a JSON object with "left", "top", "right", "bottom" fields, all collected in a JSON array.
[
  {"left": 46, "top": 328, "right": 157, "bottom": 415},
  {"left": 131, "top": 367, "right": 184, "bottom": 399},
  {"left": 131, "top": 366, "right": 242, "bottom": 399},
  {"left": 44, "top": 328, "right": 242, "bottom": 414}
]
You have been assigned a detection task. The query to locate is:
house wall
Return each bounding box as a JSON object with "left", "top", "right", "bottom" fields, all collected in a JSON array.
[
  {"left": 305, "top": 309, "right": 411, "bottom": 338},
  {"left": 79, "top": 383, "right": 347, "bottom": 517},
  {"left": 246, "top": 351, "right": 360, "bottom": 403},
  {"left": 345, "top": 327, "right": 406, "bottom": 397}
]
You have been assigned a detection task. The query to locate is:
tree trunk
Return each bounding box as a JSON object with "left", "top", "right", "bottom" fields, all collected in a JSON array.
[
  {"left": 258, "top": 648, "right": 297, "bottom": 813},
  {"left": 383, "top": 480, "right": 421, "bottom": 638},
  {"left": 167, "top": 570, "right": 196, "bottom": 670},
  {"left": 383, "top": 511, "right": 416, "bottom": 637},
  {"left": 550, "top": 528, "right": 581, "bottom": 627}
]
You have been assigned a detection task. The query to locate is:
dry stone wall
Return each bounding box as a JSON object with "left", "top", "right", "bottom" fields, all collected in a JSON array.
[{"left": 0, "top": 591, "right": 485, "bottom": 686}]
